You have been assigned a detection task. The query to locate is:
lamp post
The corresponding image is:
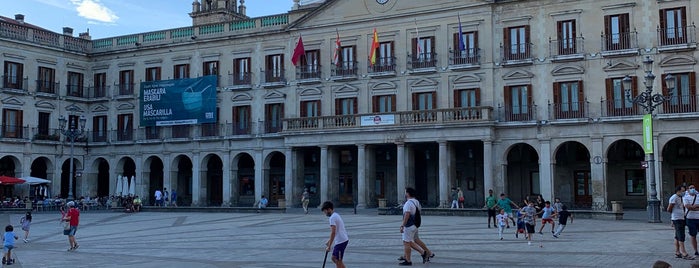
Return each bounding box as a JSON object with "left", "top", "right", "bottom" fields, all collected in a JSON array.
[
  {"left": 58, "top": 114, "right": 86, "bottom": 201},
  {"left": 622, "top": 56, "right": 675, "bottom": 223}
]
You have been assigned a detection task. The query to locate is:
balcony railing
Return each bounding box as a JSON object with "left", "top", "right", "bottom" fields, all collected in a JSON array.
[
  {"left": 36, "top": 80, "right": 58, "bottom": 94},
  {"left": 87, "top": 85, "right": 110, "bottom": 99},
  {"left": 65, "top": 84, "right": 84, "bottom": 98},
  {"left": 90, "top": 130, "right": 108, "bottom": 142},
  {"left": 229, "top": 72, "right": 252, "bottom": 87},
  {"left": 601, "top": 99, "right": 643, "bottom": 117},
  {"left": 501, "top": 43, "right": 533, "bottom": 63},
  {"left": 283, "top": 107, "right": 493, "bottom": 131},
  {"left": 497, "top": 103, "right": 537, "bottom": 122},
  {"left": 449, "top": 48, "right": 481, "bottom": 66},
  {"left": 296, "top": 65, "right": 322, "bottom": 81},
  {"left": 114, "top": 83, "right": 135, "bottom": 96},
  {"left": 367, "top": 57, "right": 397, "bottom": 74},
  {"left": 331, "top": 61, "right": 358, "bottom": 78},
  {"left": 548, "top": 101, "right": 588, "bottom": 120},
  {"left": 601, "top": 31, "right": 638, "bottom": 52},
  {"left": 263, "top": 69, "right": 286, "bottom": 84},
  {"left": 658, "top": 25, "right": 697, "bottom": 48},
  {"left": 2, "top": 76, "right": 28, "bottom": 91},
  {"left": 115, "top": 129, "right": 134, "bottom": 141},
  {"left": 549, "top": 37, "right": 585, "bottom": 58},
  {"left": 265, "top": 120, "right": 283, "bottom": 134},
  {"left": 1, "top": 125, "right": 28, "bottom": 139},
  {"left": 660, "top": 95, "right": 698, "bottom": 114},
  {"left": 408, "top": 52, "right": 438, "bottom": 70},
  {"left": 31, "top": 128, "right": 60, "bottom": 141}
]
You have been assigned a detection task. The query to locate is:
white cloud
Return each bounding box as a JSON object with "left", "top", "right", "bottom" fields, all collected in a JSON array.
[{"left": 69, "top": 0, "right": 118, "bottom": 23}]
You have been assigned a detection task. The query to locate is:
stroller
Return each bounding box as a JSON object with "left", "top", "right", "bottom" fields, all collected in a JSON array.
[{"left": 515, "top": 209, "right": 525, "bottom": 238}]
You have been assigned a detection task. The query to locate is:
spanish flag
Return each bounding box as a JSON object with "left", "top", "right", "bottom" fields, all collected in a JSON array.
[{"left": 369, "top": 28, "right": 380, "bottom": 66}]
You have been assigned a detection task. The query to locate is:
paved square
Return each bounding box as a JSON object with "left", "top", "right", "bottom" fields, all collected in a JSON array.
[{"left": 0, "top": 209, "right": 690, "bottom": 267}]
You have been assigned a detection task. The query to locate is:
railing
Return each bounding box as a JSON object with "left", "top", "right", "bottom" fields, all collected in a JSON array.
[
  {"left": 35, "top": 80, "right": 58, "bottom": 94},
  {"left": 114, "top": 83, "right": 135, "bottom": 96},
  {"left": 501, "top": 43, "right": 533, "bottom": 62},
  {"left": 115, "top": 129, "right": 134, "bottom": 141},
  {"left": 449, "top": 49, "right": 480, "bottom": 66},
  {"left": 408, "top": 52, "right": 438, "bottom": 69},
  {"left": 601, "top": 31, "right": 638, "bottom": 51},
  {"left": 0, "top": 21, "right": 28, "bottom": 40},
  {"left": 263, "top": 69, "right": 286, "bottom": 83},
  {"left": 265, "top": 121, "right": 283, "bottom": 134},
  {"left": 64, "top": 36, "right": 90, "bottom": 52},
  {"left": 549, "top": 37, "right": 585, "bottom": 57},
  {"left": 31, "top": 128, "right": 60, "bottom": 141},
  {"left": 32, "top": 28, "right": 59, "bottom": 47},
  {"left": 0, "top": 125, "right": 28, "bottom": 139},
  {"left": 90, "top": 130, "right": 108, "bottom": 142},
  {"left": 296, "top": 65, "right": 322, "bottom": 80},
  {"left": 658, "top": 25, "right": 697, "bottom": 47},
  {"left": 601, "top": 99, "right": 642, "bottom": 117},
  {"left": 86, "top": 85, "right": 110, "bottom": 99},
  {"left": 199, "top": 123, "right": 221, "bottom": 137},
  {"left": 229, "top": 72, "right": 252, "bottom": 86},
  {"left": 549, "top": 101, "right": 588, "bottom": 119},
  {"left": 332, "top": 61, "right": 358, "bottom": 77},
  {"left": 367, "top": 57, "right": 396, "bottom": 73},
  {"left": 498, "top": 103, "right": 537, "bottom": 122},
  {"left": 171, "top": 125, "right": 191, "bottom": 139},
  {"left": 65, "top": 85, "right": 84, "bottom": 98},
  {"left": 283, "top": 107, "right": 493, "bottom": 131},
  {"left": 2, "top": 76, "right": 28, "bottom": 91},
  {"left": 660, "top": 95, "right": 698, "bottom": 114}
]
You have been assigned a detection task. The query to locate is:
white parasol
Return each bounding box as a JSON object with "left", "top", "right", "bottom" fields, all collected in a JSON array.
[
  {"left": 121, "top": 176, "right": 129, "bottom": 197},
  {"left": 129, "top": 176, "right": 136, "bottom": 196},
  {"left": 21, "top": 176, "right": 51, "bottom": 185},
  {"left": 116, "top": 175, "right": 123, "bottom": 196}
]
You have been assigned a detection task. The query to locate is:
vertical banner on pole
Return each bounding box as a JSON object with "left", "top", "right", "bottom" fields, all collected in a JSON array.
[{"left": 642, "top": 114, "right": 653, "bottom": 154}]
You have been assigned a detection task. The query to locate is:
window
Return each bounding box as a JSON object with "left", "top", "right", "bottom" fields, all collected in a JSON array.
[
  {"left": 553, "top": 81, "right": 585, "bottom": 119},
  {"left": 335, "top": 46, "right": 356, "bottom": 76},
  {"left": 371, "top": 41, "right": 395, "bottom": 72},
  {"left": 117, "top": 114, "right": 133, "bottom": 141},
  {"left": 233, "top": 58, "right": 251, "bottom": 85},
  {"left": 663, "top": 72, "right": 696, "bottom": 113},
  {"left": 504, "top": 85, "right": 532, "bottom": 121},
  {"left": 37, "top": 112, "right": 50, "bottom": 136},
  {"left": 174, "top": 64, "right": 190, "bottom": 79},
  {"left": 503, "top": 26, "right": 530, "bottom": 60},
  {"left": 37, "top": 67, "right": 55, "bottom": 93},
  {"left": 625, "top": 169, "right": 645, "bottom": 196},
  {"left": 232, "top": 105, "right": 250, "bottom": 135},
  {"left": 604, "top": 13, "right": 630, "bottom": 50},
  {"left": 301, "top": 100, "right": 320, "bottom": 117},
  {"left": 453, "top": 31, "right": 478, "bottom": 64},
  {"left": 67, "top": 72, "right": 83, "bottom": 97},
  {"left": 92, "top": 115, "right": 107, "bottom": 142},
  {"left": 119, "top": 70, "right": 134, "bottom": 95},
  {"left": 265, "top": 54, "right": 284, "bottom": 82},
  {"left": 660, "top": 7, "right": 687, "bottom": 45},
  {"left": 454, "top": 89, "right": 480, "bottom": 119},
  {"left": 298, "top": 50, "right": 320, "bottom": 79},
  {"left": 411, "top": 36, "right": 436, "bottom": 67},
  {"left": 203, "top": 61, "right": 218, "bottom": 76},
  {"left": 335, "top": 98, "right": 357, "bottom": 115},
  {"left": 605, "top": 77, "right": 636, "bottom": 116},
  {"left": 145, "top": 67, "right": 161, "bottom": 82},
  {"left": 240, "top": 176, "right": 254, "bottom": 196},
  {"left": 2, "top": 109, "right": 23, "bottom": 138},
  {"left": 265, "top": 103, "right": 284, "bottom": 133},
  {"left": 145, "top": 126, "right": 160, "bottom": 140},
  {"left": 413, "top": 92, "right": 436, "bottom": 110},
  {"left": 3, "top": 61, "right": 23, "bottom": 89},
  {"left": 93, "top": 73, "right": 107, "bottom": 98},
  {"left": 557, "top": 20, "right": 577, "bottom": 55},
  {"left": 372, "top": 94, "right": 396, "bottom": 113}
]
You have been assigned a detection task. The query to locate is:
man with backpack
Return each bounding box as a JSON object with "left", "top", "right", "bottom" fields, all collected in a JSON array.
[{"left": 399, "top": 187, "right": 431, "bottom": 266}]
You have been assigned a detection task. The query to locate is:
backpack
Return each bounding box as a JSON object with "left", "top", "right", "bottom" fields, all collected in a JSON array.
[{"left": 411, "top": 199, "right": 422, "bottom": 228}]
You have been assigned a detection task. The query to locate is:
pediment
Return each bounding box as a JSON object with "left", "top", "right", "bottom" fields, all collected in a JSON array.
[
  {"left": 452, "top": 74, "right": 481, "bottom": 84},
  {"left": 297, "top": 87, "right": 323, "bottom": 96},
  {"left": 370, "top": 81, "right": 397, "bottom": 91},
  {"left": 409, "top": 77, "right": 438, "bottom": 88},
  {"left": 231, "top": 92, "right": 253, "bottom": 102},
  {"left": 659, "top": 55, "right": 697, "bottom": 67},
  {"left": 603, "top": 59, "right": 638, "bottom": 72},
  {"left": 551, "top": 64, "right": 585, "bottom": 76},
  {"left": 65, "top": 104, "right": 85, "bottom": 113},
  {"left": 116, "top": 103, "right": 135, "bottom": 110},
  {"left": 91, "top": 104, "right": 109, "bottom": 113},
  {"left": 1, "top": 97, "right": 25, "bottom": 106},
  {"left": 332, "top": 84, "right": 359, "bottom": 93},
  {"left": 264, "top": 89, "right": 287, "bottom": 99},
  {"left": 502, "top": 69, "right": 534, "bottom": 80},
  {"left": 35, "top": 101, "right": 55, "bottom": 110}
]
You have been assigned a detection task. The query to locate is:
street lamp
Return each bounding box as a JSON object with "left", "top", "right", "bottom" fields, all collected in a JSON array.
[
  {"left": 58, "top": 114, "right": 86, "bottom": 201},
  {"left": 622, "top": 56, "right": 675, "bottom": 223}
]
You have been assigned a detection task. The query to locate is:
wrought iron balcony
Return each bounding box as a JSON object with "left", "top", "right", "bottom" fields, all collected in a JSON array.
[
  {"left": 549, "top": 37, "right": 585, "bottom": 61},
  {"left": 331, "top": 61, "right": 358, "bottom": 79},
  {"left": 658, "top": 24, "right": 697, "bottom": 51},
  {"left": 2, "top": 76, "right": 28, "bottom": 91},
  {"left": 65, "top": 84, "right": 84, "bottom": 98},
  {"left": 449, "top": 48, "right": 481, "bottom": 69},
  {"left": 407, "top": 52, "right": 438, "bottom": 71},
  {"left": 497, "top": 103, "right": 537, "bottom": 122},
  {"left": 367, "top": 57, "right": 397, "bottom": 76},
  {"left": 36, "top": 80, "right": 58, "bottom": 94},
  {"left": 548, "top": 100, "right": 589, "bottom": 120},
  {"left": 601, "top": 31, "right": 639, "bottom": 56},
  {"left": 500, "top": 43, "right": 533, "bottom": 65},
  {"left": 296, "top": 65, "right": 322, "bottom": 83}
]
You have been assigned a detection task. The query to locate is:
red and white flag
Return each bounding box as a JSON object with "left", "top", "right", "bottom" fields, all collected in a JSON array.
[{"left": 332, "top": 30, "right": 341, "bottom": 66}]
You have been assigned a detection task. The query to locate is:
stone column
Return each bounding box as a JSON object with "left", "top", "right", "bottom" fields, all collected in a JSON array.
[
  {"left": 254, "top": 149, "right": 264, "bottom": 204},
  {"left": 539, "top": 139, "right": 553, "bottom": 201},
  {"left": 320, "top": 146, "right": 329, "bottom": 203},
  {"left": 191, "top": 153, "right": 201, "bottom": 206},
  {"left": 356, "top": 144, "right": 367, "bottom": 209},
  {"left": 438, "top": 141, "right": 448, "bottom": 208},
  {"left": 396, "top": 142, "right": 406, "bottom": 204},
  {"left": 483, "top": 139, "right": 494, "bottom": 195},
  {"left": 285, "top": 147, "right": 294, "bottom": 208},
  {"left": 590, "top": 137, "right": 607, "bottom": 210},
  {"left": 222, "top": 153, "right": 232, "bottom": 207}
]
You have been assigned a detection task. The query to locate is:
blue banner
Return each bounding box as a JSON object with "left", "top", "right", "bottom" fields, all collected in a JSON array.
[{"left": 140, "top": 76, "right": 217, "bottom": 126}]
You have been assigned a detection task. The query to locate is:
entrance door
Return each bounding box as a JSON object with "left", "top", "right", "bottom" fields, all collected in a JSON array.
[
  {"left": 574, "top": 170, "right": 591, "bottom": 208},
  {"left": 675, "top": 170, "right": 699, "bottom": 188},
  {"left": 339, "top": 173, "right": 353, "bottom": 205},
  {"left": 270, "top": 174, "right": 285, "bottom": 206}
]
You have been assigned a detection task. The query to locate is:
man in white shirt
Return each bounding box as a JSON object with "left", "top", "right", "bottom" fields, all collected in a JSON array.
[
  {"left": 322, "top": 201, "right": 348, "bottom": 268},
  {"left": 683, "top": 184, "right": 699, "bottom": 256},
  {"left": 669, "top": 185, "right": 693, "bottom": 259},
  {"left": 399, "top": 187, "right": 429, "bottom": 266},
  {"left": 154, "top": 189, "right": 162, "bottom": 206}
]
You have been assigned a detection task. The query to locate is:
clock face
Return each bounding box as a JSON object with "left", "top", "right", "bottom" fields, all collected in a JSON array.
[{"left": 376, "top": 0, "right": 389, "bottom": 5}]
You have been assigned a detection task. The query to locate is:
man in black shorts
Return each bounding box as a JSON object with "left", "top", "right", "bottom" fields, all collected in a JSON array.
[
  {"left": 522, "top": 201, "right": 537, "bottom": 245},
  {"left": 485, "top": 189, "right": 497, "bottom": 228}
]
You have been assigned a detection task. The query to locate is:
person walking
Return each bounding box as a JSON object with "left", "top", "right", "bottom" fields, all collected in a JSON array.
[
  {"left": 154, "top": 189, "right": 163, "bottom": 206},
  {"left": 552, "top": 205, "right": 573, "bottom": 238},
  {"left": 322, "top": 201, "right": 348, "bottom": 268},
  {"left": 63, "top": 201, "right": 80, "bottom": 251},
  {"left": 457, "top": 187, "right": 464, "bottom": 208},
  {"left": 301, "top": 188, "right": 310, "bottom": 214},
  {"left": 485, "top": 189, "right": 497, "bottom": 228},
  {"left": 684, "top": 184, "right": 699, "bottom": 256},
  {"left": 20, "top": 212, "right": 31, "bottom": 243},
  {"left": 522, "top": 201, "right": 537, "bottom": 245},
  {"left": 163, "top": 188, "right": 169, "bottom": 207},
  {"left": 497, "top": 193, "right": 519, "bottom": 227},
  {"left": 171, "top": 189, "right": 178, "bottom": 207},
  {"left": 669, "top": 185, "right": 693, "bottom": 259},
  {"left": 450, "top": 188, "right": 458, "bottom": 209},
  {"left": 496, "top": 209, "right": 508, "bottom": 240},
  {"left": 399, "top": 187, "right": 430, "bottom": 266},
  {"left": 538, "top": 201, "right": 556, "bottom": 234}
]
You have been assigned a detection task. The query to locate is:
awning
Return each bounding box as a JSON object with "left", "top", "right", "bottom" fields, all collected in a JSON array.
[
  {"left": 0, "top": 176, "right": 25, "bottom": 185},
  {"left": 21, "top": 176, "right": 51, "bottom": 185}
]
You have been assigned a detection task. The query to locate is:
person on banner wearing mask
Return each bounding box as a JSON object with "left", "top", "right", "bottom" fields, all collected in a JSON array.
[{"left": 683, "top": 184, "right": 699, "bottom": 256}]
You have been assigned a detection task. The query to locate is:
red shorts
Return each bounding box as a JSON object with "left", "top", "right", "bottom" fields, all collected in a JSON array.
[{"left": 541, "top": 218, "right": 554, "bottom": 224}]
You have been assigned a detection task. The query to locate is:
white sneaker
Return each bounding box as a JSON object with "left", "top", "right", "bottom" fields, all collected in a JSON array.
[{"left": 528, "top": 241, "right": 532, "bottom": 245}]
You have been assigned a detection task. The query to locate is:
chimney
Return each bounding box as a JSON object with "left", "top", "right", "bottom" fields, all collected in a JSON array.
[
  {"left": 78, "top": 31, "right": 91, "bottom": 40},
  {"left": 14, "top": 14, "right": 24, "bottom": 23},
  {"left": 63, "top": 27, "right": 74, "bottom": 36}
]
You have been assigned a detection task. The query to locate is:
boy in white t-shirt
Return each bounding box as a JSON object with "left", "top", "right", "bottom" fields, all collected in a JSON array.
[
  {"left": 496, "top": 209, "right": 508, "bottom": 240},
  {"left": 322, "top": 201, "right": 348, "bottom": 268}
]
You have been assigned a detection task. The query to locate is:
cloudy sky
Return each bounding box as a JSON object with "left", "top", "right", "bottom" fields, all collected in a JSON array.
[{"left": 2, "top": 0, "right": 291, "bottom": 39}]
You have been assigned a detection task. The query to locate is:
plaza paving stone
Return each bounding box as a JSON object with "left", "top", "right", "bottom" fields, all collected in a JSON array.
[{"left": 0, "top": 208, "right": 692, "bottom": 267}]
